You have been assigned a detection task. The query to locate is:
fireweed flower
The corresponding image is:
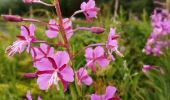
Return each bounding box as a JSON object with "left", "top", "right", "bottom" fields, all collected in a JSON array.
[
  {"left": 106, "top": 28, "right": 123, "bottom": 60},
  {"left": 91, "top": 86, "right": 120, "bottom": 100},
  {"left": 31, "top": 43, "right": 54, "bottom": 61},
  {"left": 46, "top": 18, "right": 73, "bottom": 40},
  {"left": 35, "top": 51, "right": 74, "bottom": 91},
  {"left": 80, "top": 0, "right": 100, "bottom": 21},
  {"left": 85, "top": 46, "right": 110, "bottom": 72},
  {"left": 6, "top": 24, "right": 36, "bottom": 56},
  {"left": 26, "top": 90, "right": 42, "bottom": 100},
  {"left": 144, "top": 9, "right": 170, "bottom": 56},
  {"left": 76, "top": 67, "right": 92, "bottom": 86}
]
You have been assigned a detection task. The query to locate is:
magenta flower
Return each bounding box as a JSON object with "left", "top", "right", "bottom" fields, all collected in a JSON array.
[
  {"left": 80, "top": 0, "right": 100, "bottom": 21},
  {"left": 46, "top": 18, "right": 73, "bottom": 40},
  {"left": 76, "top": 67, "right": 92, "bottom": 86},
  {"left": 85, "top": 46, "right": 110, "bottom": 72},
  {"left": 31, "top": 43, "right": 54, "bottom": 61},
  {"left": 106, "top": 28, "right": 123, "bottom": 60},
  {"left": 35, "top": 51, "right": 74, "bottom": 91},
  {"left": 6, "top": 24, "right": 36, "bottom": 56},
  {"left": 91, "top": 86, "right": 118, "bottom": 100},
  {"left": 26, "top": 90, "right": 42, "bottom": 100}
]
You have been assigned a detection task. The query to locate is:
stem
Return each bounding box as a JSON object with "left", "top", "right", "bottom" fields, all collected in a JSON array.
[
  {"left": 38, "top": 1, "right": 54, "bottom": 7},
  {"left": 54, "top": 0, "right": 72, "bottom": 59},
  {"left": 73, "top": 27, "right": 90, "bottom": 32},
  {"left": 85, "top": 43, "right": 106, "bottom": 49},
  {"left": 70, "top": 10, "right": 84, "bottom": 18}
]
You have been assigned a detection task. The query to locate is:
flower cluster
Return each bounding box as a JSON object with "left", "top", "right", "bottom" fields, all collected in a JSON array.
[
  {"left": 3, "top": 0, "right": 123, "bottom": 99},
  {"left": 143, "top": 9, "right": 170, "bottom": 56}
]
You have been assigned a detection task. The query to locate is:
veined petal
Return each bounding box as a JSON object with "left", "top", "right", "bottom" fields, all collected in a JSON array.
[
  {"left": 34, "top": 58, "right": 54, "bottom": 71},
  {"left": 54, "top": 51, "right": 70, "bottom": 68},
  {"left": 60, "top": 65, "right": 74, "bottom": 82},
  {"left": 37, "top": 74, "right": 52, "bottom": 90}
]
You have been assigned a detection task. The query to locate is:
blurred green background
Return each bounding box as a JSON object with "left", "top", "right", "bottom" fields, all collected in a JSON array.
[{"left": 0, "top": 0, "right": 170, "bottom": 100}]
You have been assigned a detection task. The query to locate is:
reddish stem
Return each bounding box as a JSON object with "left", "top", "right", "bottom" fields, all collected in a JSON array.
[{"left": 54, "top": 0, "right": 72, "bottom": 59}]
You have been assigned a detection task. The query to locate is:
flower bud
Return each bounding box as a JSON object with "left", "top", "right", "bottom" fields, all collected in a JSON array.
[
  {"left": 23, "top": 0, "right": 33, "bottom": 4},
  {"left": 90, "top": 27, "right": 105, "bottom": 34},
  {"left": 23, "top": 73, "right": 37, "bottom": 78},
  {"left": 1, "top": 15, "right": 23, "bottom": 22}
]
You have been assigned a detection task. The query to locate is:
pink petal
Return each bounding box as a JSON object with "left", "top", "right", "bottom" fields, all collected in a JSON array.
[
  {"left": 97, "top": 58, "right": 110, "bottom": 68},
  {"left": 109, "top": 28, "right": 116, "bottom": 37},
  {"left": 37, "top": 74, "right": 52, "bottom": 90},
  {"left": 82, "top": 75, "right": 93, "bottom": 86},
  {"left": 29, "top": 24, "right": 35, "bottom": 36},
  {"left": 102, "top": 86, "right": 117, "bottom": 99},
  {"left": 60, "top": 66, "right": 74, "bottom": 82},
  {"left": 87, "top": 0, "right": 95, "bottom": 9},
  {"left": 34, "top": 58, "right": 54, "bottom": 71},
  {"left": 87, "top": 10, "right": 97, "bottom": 18},
  {"left": 54, "top": 51, "right": 70, "bottom": 68},
  {"left": 80, "top": 2, "right": 87, "bottom": 10},
  {"left": 21, "top": 25, "right": 29, "bottom": 37},
  {"left": 38, "top": 96, "right": 42, "bottom": 100},
  {"left": 26, "top": 91, "right": 32, "bottom": 100},
  {"left": 94, "top": 46, "right": 104, "bottom": 58},
  {"left": 49, "top": 19, "right": 56, "bottom": 25},
  {"left": 85, "top": 48, "right": 93, "bottom": 59},
  {"left": 46, "top": 30, "right": 58, "bottom": 38},
  {"left": 91, "top": 94, "right": 100, "bottom": 100},
  {"left": 31, "top": 47, "right": 44, "bottom": 60},
  {"left": 78, "top": 68, "right": 88, "bottom": 77}
]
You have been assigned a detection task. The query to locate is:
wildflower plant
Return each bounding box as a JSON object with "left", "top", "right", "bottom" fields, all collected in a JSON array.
[{"left": 2, "top": 0, "right": 123, "bottom": 99}]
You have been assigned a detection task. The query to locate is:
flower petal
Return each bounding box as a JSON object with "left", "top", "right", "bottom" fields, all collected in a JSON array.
[
  {"left": 91, "top": 94, "right": 100, "bottom": 100},
  {"left": 46, "top": 30, "right": 58, "bottom": 38},
  {"left": 34, "top": 58, "right": 54, "bottom": 71},
  {"left": 60, "top": 65, "right": 74, "bottom": 82},
  {"left": 94, "top": 46, "right": 104, "bottom": 58},
  {"left": 102, "top": 86, "right": 117, "bottom": 99},
  {"left": 97, "top": 58, "right": 110, "bottom": 68},
  {"left": 37, "top": 74, "right": 52, "bottom": 90},
  {"left": 54, "top": 51, "right": 70, "bottom": 68},
  {"left": 82, "top": 75, "right": 93, "bottom": 86},
  {"left": 29, "top": 24, "right": 35, "bottom": 36}
]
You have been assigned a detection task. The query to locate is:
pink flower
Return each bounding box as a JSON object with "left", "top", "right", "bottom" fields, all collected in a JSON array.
[
  {"left": 46, "top": 18, "right": 73, "bottom": 40},
  {"left": 31, "top": 43, "right": 54, "bottom": 61},
  {"left": 35, "top": 51, "right": 74, "bottom": 91},
  {"left": 85, "top": 46, "right": 110, "bottom": 72},
  {"left": 91, "top": 86, "right": 119, "bottom": 100},
  {"left": 76, "top": 67, "right": 92, "bottom": 86},
  {"left": 106, "top": 28, "right": 123, "bottom": 60},
  {"left": 6, "top": 24, "right": 36, "bottom": 56},
  {"left": 26, "top": 90, "right": 42, "bottom": 100},
  {"left": 80, "top": 0, "right": 100, "bottom": 21}
]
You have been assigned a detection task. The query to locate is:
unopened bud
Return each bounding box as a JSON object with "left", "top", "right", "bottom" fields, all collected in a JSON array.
[
  {"left": 23, "top": 73, "right": 37, "bottom": 78},
  {"left": 90, "top": 27, "right": 105, "bottom": 34},
  {"left": 23, "top": 0, "right": 33, "bottom": 4},
  {"left": 1, "top": 15, "right": 23, "bottom": 22}
]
